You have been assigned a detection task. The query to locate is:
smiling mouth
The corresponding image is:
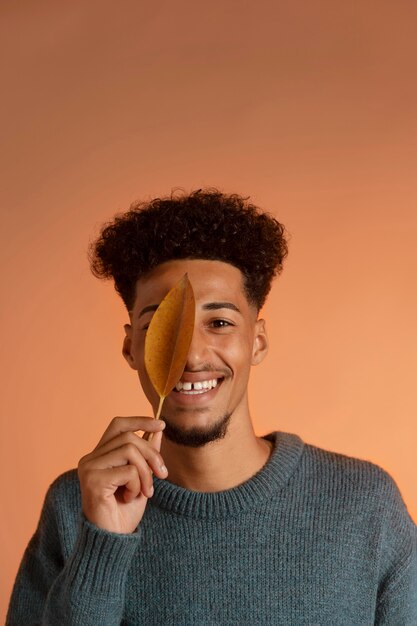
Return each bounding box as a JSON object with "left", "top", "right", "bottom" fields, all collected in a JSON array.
[{"left": 173, "top": 377, "right": 224, "bottom": 395}]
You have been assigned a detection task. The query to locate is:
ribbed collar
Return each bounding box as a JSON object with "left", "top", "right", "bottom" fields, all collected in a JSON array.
[{"left": 151, "top": 431, "right": 304, "bottom": 520}]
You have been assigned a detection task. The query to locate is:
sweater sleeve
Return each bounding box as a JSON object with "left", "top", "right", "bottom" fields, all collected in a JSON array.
[
  {"left": 6, "top": 477, "right": 142, "bottom": 626},
  {"left": 374, "top": 470, "right": 417, "bottom": 625}
]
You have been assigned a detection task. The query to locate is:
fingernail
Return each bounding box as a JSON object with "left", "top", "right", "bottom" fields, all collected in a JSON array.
[
  {"left": 160, "top": 465, "right": 168, "bottom": 474},
  {"left": 149, "top": 486, "right": 154, "bottom": 496}
]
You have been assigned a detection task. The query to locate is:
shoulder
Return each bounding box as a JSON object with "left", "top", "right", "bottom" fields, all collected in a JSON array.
[
  {"left": 302, "top": 438, "right": 399, "bottom": 490},
  {"left": 45, "top": 467, "right": 81, "bottom": 503},
  {"left": 300, "top": 438, "right": 415, "bottom": 530},
  {"left": 41, "top": 468, "right": 81, "bottom": 527}
]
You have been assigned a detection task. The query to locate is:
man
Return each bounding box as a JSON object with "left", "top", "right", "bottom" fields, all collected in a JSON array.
[{"left": 7, "top": 189, "right": 417, "bottom": 624}]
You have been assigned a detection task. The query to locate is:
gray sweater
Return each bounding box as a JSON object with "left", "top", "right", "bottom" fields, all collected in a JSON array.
[{"left": 6, "top": 431, "right": 417, "bottom": 625}]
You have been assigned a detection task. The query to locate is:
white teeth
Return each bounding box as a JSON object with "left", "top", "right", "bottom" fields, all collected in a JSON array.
[{"left": 174, "top": 378, "right": 221, "bottom": 393}]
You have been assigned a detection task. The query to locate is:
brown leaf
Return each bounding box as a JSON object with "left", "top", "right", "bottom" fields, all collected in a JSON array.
[{"left": 144, "top": 273, "right": 195, "bottom": 420}]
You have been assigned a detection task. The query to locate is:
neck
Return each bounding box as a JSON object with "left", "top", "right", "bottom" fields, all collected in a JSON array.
[{"left": 159, "top": 411, "right": 273, "bottom": 492}]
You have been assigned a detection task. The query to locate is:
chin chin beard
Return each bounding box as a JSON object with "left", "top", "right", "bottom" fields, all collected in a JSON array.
[{"left": 160, "top": 411, "right": 232, "bottom": 448}]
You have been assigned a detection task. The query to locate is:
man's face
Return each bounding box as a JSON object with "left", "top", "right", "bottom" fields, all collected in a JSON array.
[{"left": 123, "top": 259, "right": 268, "bottom": 447}]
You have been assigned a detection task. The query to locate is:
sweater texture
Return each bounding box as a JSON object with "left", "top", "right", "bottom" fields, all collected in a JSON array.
[{"left": 6, "top": 430, "right": 417, "bottom": 625}]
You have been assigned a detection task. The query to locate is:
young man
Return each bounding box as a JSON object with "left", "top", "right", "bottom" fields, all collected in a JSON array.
[{"left": 7, "top": 190, "right": 416, "bottom": 624}]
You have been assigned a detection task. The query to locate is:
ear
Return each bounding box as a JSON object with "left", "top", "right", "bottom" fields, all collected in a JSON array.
[
  {"left": 252, "top": 318, "right": 268, "bottom": 365},
  {"left": 122, "top": 323, "right": 137, "bottom": 370}
]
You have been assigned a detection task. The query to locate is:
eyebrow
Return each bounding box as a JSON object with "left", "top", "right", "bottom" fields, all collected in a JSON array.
[
  {"left": 138, "top": 301, "right": 241, "bottom": 319},
  {"left": 202, "top": 302, "right": 241, "bottom": 314},
  {"left": 138, "top": 304, "right": 159, "bottom": 318}
]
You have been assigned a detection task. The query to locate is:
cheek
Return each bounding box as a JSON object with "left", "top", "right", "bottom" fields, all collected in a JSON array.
[
  {"left": 217, "top": 332, "right": 253, "bottom": 372},
  {"left": 133, "top": 336, "right": 157, "bottom": 400},
  {"left": 137, "top": 365, "right": 159, "bottom": 406}
]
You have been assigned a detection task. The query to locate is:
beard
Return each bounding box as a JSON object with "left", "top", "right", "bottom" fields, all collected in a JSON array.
[{"left": 160, "top": 409, "right": 232, "bottom": 448}]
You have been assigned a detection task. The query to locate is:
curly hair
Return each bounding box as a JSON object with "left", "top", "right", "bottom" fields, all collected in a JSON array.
[{"left": 88, "top": 188, "right": 290, "bottom": 313}]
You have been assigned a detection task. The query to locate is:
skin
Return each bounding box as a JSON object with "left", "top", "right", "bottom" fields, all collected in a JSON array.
[{"left": 122, "top": 258, "right": 273, "bottom": 493}]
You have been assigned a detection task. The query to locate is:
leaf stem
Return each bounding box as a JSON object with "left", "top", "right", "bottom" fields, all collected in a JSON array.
[
  {"left": 155, "top": 395, "right": 164, "bottom": 420},
  {"left": 145, "top": 396, "right": 165, "bottom": 443}
]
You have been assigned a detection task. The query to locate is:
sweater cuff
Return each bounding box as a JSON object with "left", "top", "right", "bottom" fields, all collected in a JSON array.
[{"left": 65, "top": 513, "right": 141, "bottom": 597}]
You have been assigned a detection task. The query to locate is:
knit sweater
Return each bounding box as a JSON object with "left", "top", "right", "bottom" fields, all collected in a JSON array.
[{"left": 6, "top": 431, "right": 417, "bottom": 625}]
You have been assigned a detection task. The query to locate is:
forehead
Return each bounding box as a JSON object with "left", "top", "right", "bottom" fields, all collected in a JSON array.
[{"left": 134, "top": 259, "right": 252, "bottom": 312}]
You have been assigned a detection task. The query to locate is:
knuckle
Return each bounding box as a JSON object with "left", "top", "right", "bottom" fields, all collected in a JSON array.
[
  {"left": 127, "top": 464, "right": 138, "bottom": 478},
  {"left": 124, "top": 431, "right": 137, "bottom": 444},
  {"left": 125, "top": 442, "right": 138, "bottom": 456}
]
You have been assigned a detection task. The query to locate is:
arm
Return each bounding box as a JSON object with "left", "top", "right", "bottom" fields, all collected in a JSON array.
[
  {"left": 7, "top": 415, "right": 166, "bottom": 625},
  {"left": 6, "top": 478, "right": 141, "bottom": 626},
  {"left": 374, "top": 471, "right": 417, "bottom": 625}
]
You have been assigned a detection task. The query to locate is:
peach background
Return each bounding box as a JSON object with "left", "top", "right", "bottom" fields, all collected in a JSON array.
[{"left": 1, "top": 0, "right": 416, "bottom": 620}]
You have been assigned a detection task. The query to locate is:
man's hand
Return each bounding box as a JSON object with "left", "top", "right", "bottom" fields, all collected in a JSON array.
[{"left": 77, "top": 416, "right": 168, "bottom": 534}]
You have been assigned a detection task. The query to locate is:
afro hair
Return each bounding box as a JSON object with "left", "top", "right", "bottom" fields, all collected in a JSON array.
[{"left": 88, "top": 188, "right": 290, "bottom": 313}]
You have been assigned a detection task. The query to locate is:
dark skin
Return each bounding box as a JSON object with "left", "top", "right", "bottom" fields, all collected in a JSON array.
[
  {"left": 122, "top": 259, "right": 273, "bottom": 493},
  {"left": 77, "top": 258, "right": 272, "bottom": 535}
]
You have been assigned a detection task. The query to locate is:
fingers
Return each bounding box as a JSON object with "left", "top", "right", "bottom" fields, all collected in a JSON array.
[
  {"left": 78, "top": 416, "right": 169, "bottom": 511},
  {"left": 78, "top": 421, "right": 168, "bottom": 502},
  {"left": 82, "top": 430, "right": 167, "bottom": 478},
  {"left": 93, "top": 465, "right": 144, "bottom": 503},
  {"left": 94, "top": 416, "right": 165, "bottom": 450},
  {"left": 85, "top": 444, "right": 157, "bottom": 498}
]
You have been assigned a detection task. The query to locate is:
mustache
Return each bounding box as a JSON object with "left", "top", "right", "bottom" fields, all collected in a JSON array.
[{"left": 182, "top": 364, "right": 231, "bottom": 377}]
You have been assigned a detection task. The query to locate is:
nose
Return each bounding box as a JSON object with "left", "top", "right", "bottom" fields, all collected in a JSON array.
[{"left": 184, "top": 324, "right": 210, "bottom": 370}]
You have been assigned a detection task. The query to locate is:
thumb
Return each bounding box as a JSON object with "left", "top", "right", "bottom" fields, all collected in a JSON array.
[{"left": 150, "top": 428, "right": 163, "bottom": 452}]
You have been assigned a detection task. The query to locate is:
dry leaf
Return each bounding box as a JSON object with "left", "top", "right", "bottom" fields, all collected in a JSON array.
[{"left": 143, "top": 273, "right": 195, "bottom": 440}]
